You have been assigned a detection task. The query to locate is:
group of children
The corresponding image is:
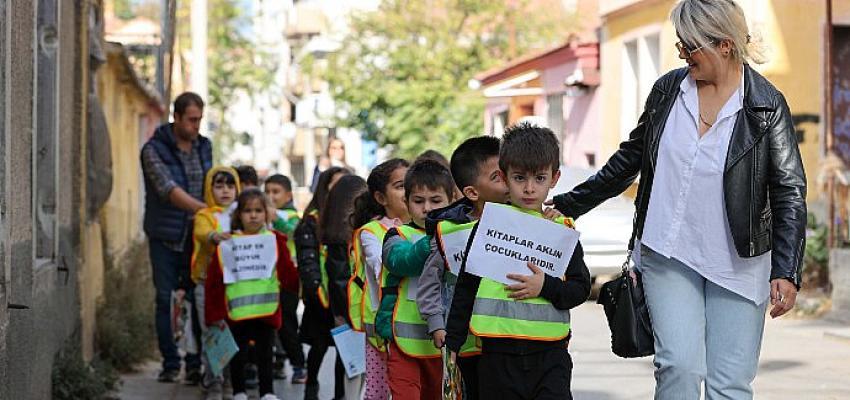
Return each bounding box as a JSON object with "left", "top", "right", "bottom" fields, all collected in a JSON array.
[{"left": 190, "top": 122, "right": 591, "bottom": 400}]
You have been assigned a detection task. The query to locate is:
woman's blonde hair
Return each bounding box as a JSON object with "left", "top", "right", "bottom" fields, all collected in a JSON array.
[{"left": 671, "top": 0, "right": 766, "bottom": 64}]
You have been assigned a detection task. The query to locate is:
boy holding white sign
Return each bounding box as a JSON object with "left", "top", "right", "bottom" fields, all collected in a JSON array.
[{"left": 445, "top": 123, "right": 591, "bottom": 400}]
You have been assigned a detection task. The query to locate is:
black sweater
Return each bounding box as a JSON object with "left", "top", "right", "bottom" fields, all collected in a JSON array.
[{"left": 445, "top": 222, "right": 591, "bottom": 354}]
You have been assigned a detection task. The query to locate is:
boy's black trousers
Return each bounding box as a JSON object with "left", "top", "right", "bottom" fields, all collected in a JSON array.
[
  {"left": 457, "top": 354, "right": 480, "bottom": 400},
  {"left": 477, "top": 347, "right": 573, "bottom": 400}
]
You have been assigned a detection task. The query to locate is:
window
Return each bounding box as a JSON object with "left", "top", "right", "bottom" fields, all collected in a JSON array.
[
  {"left": 492, "top": 111, "right": 508, "bottom": 137},
  {"left": 547, "top": 94, "right": 564, "bottom": 141},
  {"left": 621, "top": 32, "right": 660, "bottom": 141},
  {"left": 34, "top": 0, "right": 60, "bottom": 261},
  {"left": 585, "top": 153, "right": 596, "bottom": 168}
]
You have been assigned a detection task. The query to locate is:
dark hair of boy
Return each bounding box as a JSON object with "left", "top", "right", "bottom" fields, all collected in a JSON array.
[
  {"left": 305, "top": 166, "right": 350, "bottom": 214},
  {"left": 173, "top": 92, "right": 204, "bottom": 115},
  {"left": 236, "top": 165, "right": 259, "bottom": 187},
  {"left": 415, "top": 149, "right": 450, "bottom": 169},
  {"left": 351, "top": 158, "right": 410, "bottom": 228},
  {"left": 212, "top": 170, "right": 237, "bottom": 186},
  {"left": 403, "top": 159, "right": 455, "bottom": 200},
  {"left": 230, "top": 188, "right": 267, "bottom": 231},
  {"left": 265, "top": 174, "right": 292, "bottom": 192},
  {"left": 450, "top": 135, "right": 501, "bottom": 191},
  {"left": 498, "top": 122, "right": 560, "bottom": 174},
  {"left": 320, "top": 175, "right": 367, "bottom": 244}
]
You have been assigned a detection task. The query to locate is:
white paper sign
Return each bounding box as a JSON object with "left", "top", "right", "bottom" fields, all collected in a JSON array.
[
  {"left": 214, "top": 211, "right": 231, "bottom": 233},
  {"left": 438, "top": 226, "right": 473, "bottom": 276},
  {"left": 220, "top": 234, "right": 277, "bottom": 284},
  {"left": 465, "top": 203, "right": 580, "bottom": 285},
  {"left": 331, "top": 324, "right": 366, "bottom": 378}
]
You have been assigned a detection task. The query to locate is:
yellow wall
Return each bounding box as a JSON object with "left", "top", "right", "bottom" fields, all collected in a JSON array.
[
  {"left": 599, "top": 0, "right": 676, "bottom": 161},
  {"left": 96, "top": 46, "right": 163, "bottom": 257},
  {"left": 600, "top": 0, "right": 846, "bottom": 202}
]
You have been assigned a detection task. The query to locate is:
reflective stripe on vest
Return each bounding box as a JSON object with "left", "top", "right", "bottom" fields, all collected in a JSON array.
[
  {"left": 349, "top": 221, "right": 388, "bottom": 350},
  {"left": 469, "top": 210, "right": 574, "bottom": 341},
  {"left": 391, "top": 225, "right": 439, "bottom": 358},
  {"left": 435, "top": 220, "right": 481, "bottom": 356},
  {"left": 470, "top": 278, "right": 570, "bottom": 341},
  {"left": 222, "top": 232, "right": 280, "bottom": 321},
  {"left": 317, "top": 245, "right": 329, "bottom": 309}
]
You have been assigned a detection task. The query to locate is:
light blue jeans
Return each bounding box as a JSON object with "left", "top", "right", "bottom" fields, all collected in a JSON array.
[{"left": 639, "top": 245, "right": 767, "bottom": 400}]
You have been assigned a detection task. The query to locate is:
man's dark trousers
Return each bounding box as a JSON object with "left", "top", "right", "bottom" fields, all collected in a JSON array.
[{"left": 149, "top": 238, "right": 201, "bottom": 372}]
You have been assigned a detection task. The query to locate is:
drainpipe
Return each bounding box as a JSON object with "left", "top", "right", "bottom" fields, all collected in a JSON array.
[{"left": 826, "top": 0, "right": 835, "bottom": 247}]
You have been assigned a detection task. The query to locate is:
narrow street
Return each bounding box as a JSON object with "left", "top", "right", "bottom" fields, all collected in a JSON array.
[{"left": 120, "top": 301, "right": 850, "bottom": 399}]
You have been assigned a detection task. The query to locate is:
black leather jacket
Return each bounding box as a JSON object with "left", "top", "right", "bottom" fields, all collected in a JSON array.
[{"left": 553, "top": 65, "right": 806, "bottom": 288}]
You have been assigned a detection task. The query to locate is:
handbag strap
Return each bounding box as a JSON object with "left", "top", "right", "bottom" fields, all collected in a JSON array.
[{"left": 622, "top": 250, "right": 632, "bottom": 274}]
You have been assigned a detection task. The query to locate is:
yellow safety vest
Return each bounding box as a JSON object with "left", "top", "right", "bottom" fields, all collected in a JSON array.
[
  {"left": 348, "top": 220, "right": 389, "bottom": 349},
  {"left": 435, "top": 220, "right": 481, "bottom": 357},
  {"left": 391, "top": 225, "right": 440, "bottom": 358},
  {"left": 219, "top": 231, "right": 281, "bottom": 321},
  {"left": 469, "top": 208, "right": 574, "bottom": 341},
  {"left": 317, "top": 245, "right": 329, "bottom": 309}
]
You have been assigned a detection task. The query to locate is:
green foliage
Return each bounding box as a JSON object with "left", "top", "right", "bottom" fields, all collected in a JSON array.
[
  {"left": 52, "top": 341, "right": 119, "bottom": 400},
  {"left": 96, "top": 241, "right": 156, "bottom": 372},
  {"left": 113, "top": 0, "right": 135, "bottom": 20},
  {"left": 175, "top": 0, "right": 276, "bottom": 163},
  {"left": 804, "top": 214, "right": 830, "bottom": 289},
  {"left": 321, "top": 0, "right": 577, "bottom": 158}
]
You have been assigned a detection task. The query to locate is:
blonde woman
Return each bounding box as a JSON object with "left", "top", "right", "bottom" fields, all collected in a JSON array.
[{"left": 551, "top": 0, "right": 806, "bottom": 398}]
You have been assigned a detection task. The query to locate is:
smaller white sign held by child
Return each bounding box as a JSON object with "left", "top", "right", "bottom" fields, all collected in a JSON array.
[
  {"left": 438, "top": 227, "right": 472, "bottom": 276},
  {"left": 219, "top": 234, "right": 277, "bottom": 284},
  {"left": 465, "top": 203, "right": 580, "bottom": 285}
]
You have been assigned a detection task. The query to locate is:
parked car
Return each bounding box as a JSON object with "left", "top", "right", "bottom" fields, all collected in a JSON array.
[{"left": 548, "top": 167, "right": 635, "bottom": 281}]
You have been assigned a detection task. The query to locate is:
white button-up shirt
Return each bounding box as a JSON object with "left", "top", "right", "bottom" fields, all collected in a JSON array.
[{"left": 640, "top": 73, "right": 771, "bottom": 304}]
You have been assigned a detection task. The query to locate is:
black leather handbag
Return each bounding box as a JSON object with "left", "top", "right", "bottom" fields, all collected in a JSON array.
[{"left": 597, "top": 251, "right": 655, "bottom": 358}]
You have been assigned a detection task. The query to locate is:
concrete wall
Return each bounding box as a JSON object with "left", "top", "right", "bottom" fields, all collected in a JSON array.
[
  {"left": 97, "top": 43, "right": 163, "bottom": 259},
  {"left": 1, "top": 1, "right": 94, "bottom": 398}
]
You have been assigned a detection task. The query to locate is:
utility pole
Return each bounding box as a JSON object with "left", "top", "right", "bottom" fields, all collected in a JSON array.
[{"left": 191, "top": 0, "right": 208, "bottom": 105}]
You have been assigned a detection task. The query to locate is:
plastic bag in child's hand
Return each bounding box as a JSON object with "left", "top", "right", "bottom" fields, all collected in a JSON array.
[{"left": 441, "top": 348, "right": 463, "bottom": 400}]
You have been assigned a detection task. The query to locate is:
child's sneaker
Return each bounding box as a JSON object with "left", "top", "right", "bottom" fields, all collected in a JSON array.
[
  {"left": 232, "top": 393, "right": 248, "bottom": 400},
  {"left": 290, "top": 367, "right": 307, "bottom": 384}
]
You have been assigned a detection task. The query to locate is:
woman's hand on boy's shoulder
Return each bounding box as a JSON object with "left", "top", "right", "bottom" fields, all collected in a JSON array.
[{"left": 542, "top": 207, "right": 563, "bottom": 221}]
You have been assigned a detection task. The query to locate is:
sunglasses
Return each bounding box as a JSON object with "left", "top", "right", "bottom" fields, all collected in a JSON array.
[{"left": 675, "top": 40, "right": 715, "bottom": 57}]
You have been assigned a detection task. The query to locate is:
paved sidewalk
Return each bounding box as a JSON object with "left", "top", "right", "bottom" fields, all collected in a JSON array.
[{"left": 119, "top": 302, "right": 850, "bottom": 399}]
